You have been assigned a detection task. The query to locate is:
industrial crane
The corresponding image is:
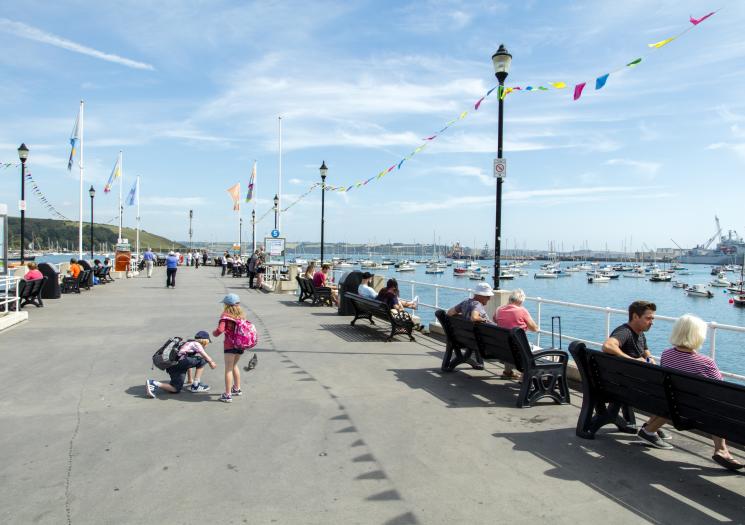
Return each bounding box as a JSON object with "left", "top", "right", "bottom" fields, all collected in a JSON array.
[{"left": 701, "top": 215, "right": 722, "bottom": 250}]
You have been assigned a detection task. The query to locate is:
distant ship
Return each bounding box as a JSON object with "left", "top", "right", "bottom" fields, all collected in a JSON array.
[{"left": 677, "top": 217, "right": 745, "bottom": 265}]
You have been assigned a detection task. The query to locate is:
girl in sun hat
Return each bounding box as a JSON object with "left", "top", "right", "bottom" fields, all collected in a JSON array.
[{"left": 212, "top": 293, "right": 258, "bottom": 403}]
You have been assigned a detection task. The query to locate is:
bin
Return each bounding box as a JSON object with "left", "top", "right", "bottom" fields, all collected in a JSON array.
[
  {"left": 38, "top": 262, "right": 61, "bottom": 299},
  {"left": 338, "top": 270, "right": 364, "bottom": 315}
]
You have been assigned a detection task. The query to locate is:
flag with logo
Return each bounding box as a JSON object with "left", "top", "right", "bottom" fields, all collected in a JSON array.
[
  {"left": 245, "top": 161, "right": 256, "bottom": 202},
  {"left": 67, "top": 107, "right": 81, "bottom": 171},
  {"left": 104, "top": 157, "right": 121, "bottom": 193},
  {"left": 227, "top": 182, "right": 241, "bottom": 211}
]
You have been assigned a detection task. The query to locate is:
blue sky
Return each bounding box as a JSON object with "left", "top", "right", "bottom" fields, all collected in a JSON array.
[{"left": 1, "top": 0, "right": 744, "bottom": 252}]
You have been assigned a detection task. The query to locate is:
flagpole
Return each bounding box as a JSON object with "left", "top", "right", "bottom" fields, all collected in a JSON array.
[
  {"left": 118, "top": 150, "right": 123, "bottom": 243},
  {"left": 78, "top": 100, "right": 84, "bottom": 260},
  {"left": 278, "top": 115, "right": 282, "bottom": 232},
  {"left": 252, "top": 160, "right": 257, "bottom": 253},
  {"left": 136, "top": 175, "right": 140, "bottom": 258}
]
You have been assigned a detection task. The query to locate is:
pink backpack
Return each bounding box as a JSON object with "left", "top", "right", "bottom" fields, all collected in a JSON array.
[{"left": 221, "top": 315, "right": 258, "bottom": 349}]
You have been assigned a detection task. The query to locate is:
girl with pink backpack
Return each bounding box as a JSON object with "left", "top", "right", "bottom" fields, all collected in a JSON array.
[{"left": 212, "top": 293, "right": 258, "bottom": 403}]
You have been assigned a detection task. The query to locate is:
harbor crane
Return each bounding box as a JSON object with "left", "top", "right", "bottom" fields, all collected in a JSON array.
[{"left": 700, "top": 215, "right": 723, "bottom": 250}]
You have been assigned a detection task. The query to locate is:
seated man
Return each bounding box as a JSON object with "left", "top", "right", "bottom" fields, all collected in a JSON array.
[
  {"left": 68, "top": 258, "right": 82, "bottom": 279},
  {"left": 357, "top": 272, "right": 377, "bottom": 299},
  {"left": 446, "top": 282, "right": 493, "bottom": 323},
  {"left": 313, "top": 264, "right": 339, "bottom": 305},
  {"left": 493, "top": 288, "right": 538, "bottom": 379}
]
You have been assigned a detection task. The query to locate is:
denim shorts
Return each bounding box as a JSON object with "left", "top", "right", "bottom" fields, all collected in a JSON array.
[
  {"left": 166, "top": 356, "right": 206, "bottom": 392},
  {"left": 224, "top": 348, "right": 245, "bottom": 355}
]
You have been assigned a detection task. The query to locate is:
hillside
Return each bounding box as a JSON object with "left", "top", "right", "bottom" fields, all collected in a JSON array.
[{"left": 7, "top": 217, "right": 185, "bottom": 252}]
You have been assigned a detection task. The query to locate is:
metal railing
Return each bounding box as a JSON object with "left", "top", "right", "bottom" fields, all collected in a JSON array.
[
  {"left": 0, "top": 275, "right": 21, "bottom": 314},
  {"left": 387, "top": 278, "right": 745, "bottom": 382}
]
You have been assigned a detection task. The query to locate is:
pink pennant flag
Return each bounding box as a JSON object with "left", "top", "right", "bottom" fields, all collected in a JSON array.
[
  {"left": 690, "top": 11, "right": 715, "bottom": 25},
  {"left": 573, "top": 82, "right": 587, "bottom": 101},
  {"left": 474, "top": 96, "right": 485, "bottom": 110},
  {"left": 386, "top": 165, "right": 396, "bottom": 173},
  {"left": 423, "top": 135, "right": 437, "bottom": 141}
]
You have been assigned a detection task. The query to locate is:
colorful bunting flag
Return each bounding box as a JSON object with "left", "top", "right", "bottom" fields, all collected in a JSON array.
[
  {"left": 627, "top": 58, "right": 642, "bottom": 67},
  {"left": 648, "top": 37, "right": 675, "bottom": 48},
  {"left": 550, "top": 82, "right": 567, "bottom": 89},
  {"left": 595, "top": 74, "right": 609, "bottom": 90},
  {"left": 690, "top": 12, "right": 715, "bottom": 25},
  {"left": 573, "top": 82, "right": 587, "bottom": 101}
]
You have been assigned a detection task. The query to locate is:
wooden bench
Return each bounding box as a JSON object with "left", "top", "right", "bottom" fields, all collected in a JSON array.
[
  {"left": 296, "top": 276, "right": 333, "bottom": 306},
  {"left": 345, "top": 292, "right": 415, "bottom": 342},
  {"left": 18, "top": 277, "right": 47, "bottom": 308},
  {"left": 435, "top": 309, "right": 570, "bottom": 408},
  {"left": 569, "top": 341, "right": 745, "bottom": 446}
]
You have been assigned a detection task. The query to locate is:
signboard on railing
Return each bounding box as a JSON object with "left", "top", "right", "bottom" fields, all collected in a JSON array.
[{"left": 264, "top": 237, "right": 285, "bottom": 265}]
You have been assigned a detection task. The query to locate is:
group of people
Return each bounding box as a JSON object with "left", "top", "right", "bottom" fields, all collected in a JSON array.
[
  {"left": 220, "top": 249, "right": 266, "bottom": 290},
  {"left": 147, "top": 293, "right": 258, "bottom": 403},
  {"left": 443, "top": 283, "right": 741, "bottom": 471}
]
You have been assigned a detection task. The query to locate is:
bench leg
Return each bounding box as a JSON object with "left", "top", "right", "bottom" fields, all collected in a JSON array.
[
  {"left": 517, "top": 368, "right": 570, "bottom": 408},
  {"left": 442, "top": 347, "right": 467, "bottom": 372},
  {"left": 441, "top": 343, "right": 454, "bottom": 372}
]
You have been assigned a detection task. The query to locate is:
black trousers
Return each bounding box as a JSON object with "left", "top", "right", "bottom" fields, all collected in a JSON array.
[
  {"left": 248, "top": 271, "right": 256, "bottom": 288},
  {"left": 221, "top": 264, "right": 227, "bottom": 276},
  {"left": 166, "top": 268, "right": 177, "bottom": 287}
]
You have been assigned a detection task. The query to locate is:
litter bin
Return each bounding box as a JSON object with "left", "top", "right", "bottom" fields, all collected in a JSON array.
[
  {"left": 338, "top": 270, "right": 364, "bottom": 315},
  {"left": 38, "top": 262, "right": 61, "bottom": 299}
]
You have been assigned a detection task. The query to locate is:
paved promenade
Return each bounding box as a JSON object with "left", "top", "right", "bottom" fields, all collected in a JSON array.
[{"left": 1, "top": 266, "right": 743, "bottom": 524}]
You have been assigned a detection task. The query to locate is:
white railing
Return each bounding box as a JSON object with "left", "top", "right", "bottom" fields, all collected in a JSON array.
[
  {"left": 0, "top": 275, "right": 21, "bottom": 314},
  {"left": 389, "top": 278, "right": 745, "bottom": 383}
]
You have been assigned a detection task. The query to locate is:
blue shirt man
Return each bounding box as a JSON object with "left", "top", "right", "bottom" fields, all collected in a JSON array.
[
  {"left": 143, "top": 249, "right": 155, "bottom": 261},
  {"left": 166, "top": 254, "right": 179, "bottom": 268},
  {"left": 166, "top": 252, "right": 179, "bottom": 288}
]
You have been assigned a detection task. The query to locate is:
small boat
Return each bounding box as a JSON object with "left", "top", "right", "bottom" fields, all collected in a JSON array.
[
  {"left": 425, "top": 264, "right": 444, "bottom": 274},
  {"left": 588, "top": 273, "right": 610, "bottom": 283},
  {"left": 649, "top": 271, "right": 673, "bottom": 282},
  {"left": 685, "top": 284, "right": 714, "bottom": 298},
  {"left": 396, "top": 264, "right": 415, "bottom": 272},
  {"left": 623, "top": 269, "right": 646, "bottom": 278},
  {"left": 468, "top": 272, "right": 486, "bottom": 281},
  {"left": 602, "top": 271, "right": 620, "bottom": 279},
  {"left": 534, "top": 271, "right": 559, "bottom": 279},
  {"left": 500, "top": 272, "right": 515, "bottom": 280},
  {"left": 671, "top": 281, "right": 687, "bottom": 289},
  {"left": 710, "top": 272, "right": 731, "bottom": 287},
  {"left": 733, "top": 295, "right": 745, "bottom": 307}
]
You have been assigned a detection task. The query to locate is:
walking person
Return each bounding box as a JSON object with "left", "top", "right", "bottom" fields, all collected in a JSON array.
[
  {"left": 143, "top": 247, "right": 155, "bottom": 278},
  {"left": 248, "top": 250, "right": 258, "bottom": 289},
  {"left": 221, "top": 252, "right": 228, "bottom": 277},
  {"left": 194, "top": 251, "right": 200, "bottom": 269},
  {"left": 212, "top": 294, "right": 258, "bottom": 403},
  {"left": 255, "top": 247, "right": 266, "bottom": 288},
  {"left": 166, "top": 251, "right": 179, "bottom": 288}
]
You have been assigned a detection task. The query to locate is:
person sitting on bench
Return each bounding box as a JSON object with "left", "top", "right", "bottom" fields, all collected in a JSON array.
[
  {"left": 357, "top": 272, "right": 377, "bottom": 299},
  {"left": 638, "top": 314, "right": 743, "bottom": 470},
  {"left": 446, "top": 282, "right": 493, "bottom": 323},
  {"left": 494, "top": 288, "right": 538, "bottom": 380},
  {"left": 24, "top": 262, "right": 43, "bottom": 281},
  {"left": 313, "top": 264, "right": 339, "bottom": 306}
]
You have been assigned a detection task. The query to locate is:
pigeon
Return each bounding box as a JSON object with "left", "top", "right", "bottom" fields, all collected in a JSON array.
[{"left": 244, "top": 353, "right": 258, "bottom": 371}]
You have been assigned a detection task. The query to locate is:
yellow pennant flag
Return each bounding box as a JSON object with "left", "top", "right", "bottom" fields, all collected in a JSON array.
[
  {"left": 500, "top": 87, "right": 514, "bottom": 100},
  {"left": 459, "top": 111, "right": 468, "bottom": 120},
  {"left": 549, "top": 82, "right": 567, "bottom": 89},
  {"left": 226, "top": 182, "right": 241, "bottom": 211},
  {"left": 648, "top": 37, "right": 675, "bottom": 48}
]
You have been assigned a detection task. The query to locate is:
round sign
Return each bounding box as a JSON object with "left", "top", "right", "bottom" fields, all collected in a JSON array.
[{"left": 271, "top": 229, "right": 280, "bottom": 238}]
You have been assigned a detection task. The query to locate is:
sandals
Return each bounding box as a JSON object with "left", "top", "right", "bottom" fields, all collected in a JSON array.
[{"left": 712, "top": 454, "right": 745, "bottom": 471}]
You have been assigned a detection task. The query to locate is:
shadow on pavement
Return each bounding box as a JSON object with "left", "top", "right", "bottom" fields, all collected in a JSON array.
[
  {"left": 125, "top": 385, "right": 220, "bottom": 402},
  {"left": 494, "top": 426, "right": 745, "bottom": 523},
  {"left": 319, "top": 323, "right": 412, "bottom": 343}
]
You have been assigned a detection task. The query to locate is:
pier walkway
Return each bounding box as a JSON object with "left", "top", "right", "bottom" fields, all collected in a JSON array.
[{"left": 1, "top": 266, "right": 743, "bottom": 524}]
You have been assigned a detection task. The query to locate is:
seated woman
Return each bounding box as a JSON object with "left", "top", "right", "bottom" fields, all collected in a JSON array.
[
  {"left": 493, "top": 288, "right": 538, "bottom": 379},
  {"left": 376, "top": 278, "right": 420, "bottom": 326},
  {"left": 640, "top": 314, "right": 743, "bottom": 471},
  {"left": 24, "top": 262, "right": 43, "bottom": 281},
  {"left": 312, "top": 264, "right": 339, "bottom": 306},
  {"left": 304, "top": 261, "right": 316, "bottom": 280}
]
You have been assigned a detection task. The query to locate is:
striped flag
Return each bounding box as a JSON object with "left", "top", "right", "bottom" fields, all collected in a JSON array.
[
  {"left": 126, "top": 178, "right": 138, "bottom": 206},
  {"left": 104, "top": 157, "right": 121, "bottom": 193},
  {"left": 67, "top": 107, "right": 81, "bottom": 171},
  {"left": 245, "top": 161, "right": 256, "bottom": 202}
]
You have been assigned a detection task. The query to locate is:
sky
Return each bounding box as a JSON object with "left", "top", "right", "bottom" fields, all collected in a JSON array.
[{"left": 1, "top": 0, "right": 744, "bottom": 253}]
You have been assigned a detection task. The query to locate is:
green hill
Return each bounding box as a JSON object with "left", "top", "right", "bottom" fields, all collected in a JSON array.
[{"left": 7, "top": 217, "right": 185, "bottom": 252}]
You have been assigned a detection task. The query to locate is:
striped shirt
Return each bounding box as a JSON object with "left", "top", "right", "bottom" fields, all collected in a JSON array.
[{"left": 660, "top": 347, "right": 722, "bottom": 380}]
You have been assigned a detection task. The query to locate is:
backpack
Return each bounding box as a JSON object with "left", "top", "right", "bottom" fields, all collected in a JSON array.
[
  {"left": 221, "top": 316, "right": 257, "bottom": 349},
  {"left": 152, "top": 337, "right": 185, "bottom": 370}
]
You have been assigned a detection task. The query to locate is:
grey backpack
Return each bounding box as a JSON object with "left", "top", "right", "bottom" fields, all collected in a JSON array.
[{"left": 152, "top": 337, "right": 184, "bottom": 370}]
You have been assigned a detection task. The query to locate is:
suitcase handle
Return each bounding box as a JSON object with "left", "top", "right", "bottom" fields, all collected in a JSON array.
[{"left": 551, "top": 316, "right": 562, "bottom": 350}]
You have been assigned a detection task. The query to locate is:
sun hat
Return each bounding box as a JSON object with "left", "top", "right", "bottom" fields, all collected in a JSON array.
[
  {"left": 473, "top": 282, "right": 494, "bottom": 297},
  {"left": 221, "top": 293, "right": 240, "bottom": 305},
  {"left": 194, "top": 330, "right": 211, "bottom": 342},
  {"left": 168, "top": 251, "right": 175, "bottom": 255}
]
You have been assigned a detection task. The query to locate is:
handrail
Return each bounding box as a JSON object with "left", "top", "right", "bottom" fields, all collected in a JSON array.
[{"left": 0, "top": 275, "right": 21, "bottom": 314}]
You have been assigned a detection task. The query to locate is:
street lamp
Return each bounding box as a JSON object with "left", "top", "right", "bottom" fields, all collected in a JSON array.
[
  {"left": 17, "top": 143, "right": 29, "bottom": 263},
  {"left": 189, "top": 209, "right": 193, "bottom": 251},
  {"left": 273, "top": 194, "right": 279, "bottom": 230},
  {"left": 89, "top": 186, "right": 95, "bottom": 259},
  {"left": 239, "top": 216, "right": 243, "bottom": 257},
  {"left": 491, "top": 44, "right": 511, "bottom": 290},
  {"left": 319, "top": 161, "right": 327, "bottom": 265}
]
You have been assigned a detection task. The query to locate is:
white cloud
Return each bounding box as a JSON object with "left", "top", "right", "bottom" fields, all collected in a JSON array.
[
  {"left": 0, "top": 19, "right": 155, "bottom": 71},
  {"left": 288, "top": 178, "right": 305, "bottom": 185},
  {"left": 604, "top": 158, "right": 662, "bottom": 176}
]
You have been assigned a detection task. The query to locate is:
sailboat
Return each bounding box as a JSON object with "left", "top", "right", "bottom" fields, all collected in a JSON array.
[{"left": 425, "top": 233, "right": 444, "bottom": 274}]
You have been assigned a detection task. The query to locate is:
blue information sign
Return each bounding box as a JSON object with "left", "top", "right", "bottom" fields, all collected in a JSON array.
[{"left": 271, "top": 229, "right": 280, "bottom": 238}]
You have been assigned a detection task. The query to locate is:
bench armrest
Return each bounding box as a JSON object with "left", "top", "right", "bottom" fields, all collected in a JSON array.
[{"left": 531, "top": 349, "right": 569, "bottom": 364}]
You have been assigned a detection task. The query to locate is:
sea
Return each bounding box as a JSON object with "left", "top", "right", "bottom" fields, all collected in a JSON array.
[{"left": 32, "top": 253, "right": 745, "bottom": 378}]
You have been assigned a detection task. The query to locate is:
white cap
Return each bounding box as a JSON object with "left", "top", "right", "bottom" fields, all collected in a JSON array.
[{"left": 473, "top": 282, "right": 494, "bottom": 297}]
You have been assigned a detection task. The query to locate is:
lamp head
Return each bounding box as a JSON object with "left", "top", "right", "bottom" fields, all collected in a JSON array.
[
  {"left": 273, "top": 194, "right": 279, "bottom": 207},
  {"left": 18, "top": 143, "right": 29, "bottom": 162},
  {"left": 89, "top": 185, "right": 96, "bottom": 198},
  {"left": 491, "top": 44, "right": 512, "bottom": 83},
  {"left": 320, "top": 160, "right": 328, "bottom": 180}
]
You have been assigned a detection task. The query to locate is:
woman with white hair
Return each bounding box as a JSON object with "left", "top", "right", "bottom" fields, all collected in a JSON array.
[
  {"left": 493, "top": 289, "right": 538, "bottom": 379},
  {"left": 639, "top": 314, "right": 742, "bottom": 470}
]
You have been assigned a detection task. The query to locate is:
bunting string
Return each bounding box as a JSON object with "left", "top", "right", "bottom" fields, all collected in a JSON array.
[
  {"left": 1, "top": 162, "right": 20, "bottom": 170},
  {"left": 24, "top": 171, "right": 72, "bottom": 221}
]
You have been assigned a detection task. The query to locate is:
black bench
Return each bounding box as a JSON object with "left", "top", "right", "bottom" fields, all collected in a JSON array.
[
  {"left": 18, "top": 277, "right": 47, "bottom": 308},
  {"left": 78, "top": 269, "right": 92, "bottom": 291},
  {"left": 296, "top": 276, "right": 333, "bottom": 306},
  {"left": 569, "top": 341, "right": 745, "bottom": 446},
  {"left": 100, "top": 266, "right": 113, "bottom": 283},
  {"left": 62, "top": 272, "right": 83, "bottom": 294},
  {"left": 345, "top": 292, "right": 415, "bottom": 342},
  {"left": 435, "top": 309, "right": 570, "bottom": 408}
]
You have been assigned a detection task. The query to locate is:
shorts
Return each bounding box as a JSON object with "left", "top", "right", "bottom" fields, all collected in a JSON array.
[
  {"left": 257, "top": 267, "right": 266, "bottom": 274},
  {"left": 224, "top": 348, "right": 245, "bottom": 355},
  {"left": 166, "top": 356, "right": 206, "bottom": 392}
]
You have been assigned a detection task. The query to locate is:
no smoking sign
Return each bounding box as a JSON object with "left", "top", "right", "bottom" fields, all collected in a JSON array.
[{"left": 493, "top": 158, "right": 507, "bottom": 179}]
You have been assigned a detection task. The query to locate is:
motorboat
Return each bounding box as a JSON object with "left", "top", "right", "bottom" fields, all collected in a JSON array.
[
  {"left": 710, "top": 273, "right": 731, "bottom": 287},
  {"left": 534, "top": 270, "right": 559, "bottom": 279},
  {"left": 649, "top": 271, "right": 673, "bottom": 282},
  {"left": 671, "top": 281, "right": 687, "bottom": 288},
  {"left": 396, "top": 263, "right": 415, "bottom": 272},
  {"left": 623, "top": 268, "right": 646, "bottom": 278},
  {"left": 587, "top": 273, "right": 610, "bottom": 283},
  {"left": 361, "top": 262, "right": 388, "bottom": 270},
  {"left": 500, "top": 272, "right": 515, "bottom": 280},
  {"left": 602, "top": 271, "right": 620, "bottom": 279},
  {"left": 425, "top": 264, "right": 444, "bottom": 274},
  {"left": 685, "top": 284, "right": 714, "bottom": 298},
  {"left": 468, "top": 272, "right": 486, "bottom": 281}
]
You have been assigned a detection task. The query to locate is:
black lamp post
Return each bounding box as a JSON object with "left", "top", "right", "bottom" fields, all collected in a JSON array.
[
  {"left": 251, "top": 209, "right": 256, "bottom": 253},
  {"left": 17, "top": 143, "right": 29, "bottom": 263},
  {"left": 189, "top": 209, "right": 193, "bottom": 251},
  {"left": 239, "top": 217, "right": 243, "bottom": 257},
  {"left": 89, "top": 186, "right": 95, "bottom": 259},
  {"left": 319, "top": 161, "right": 327, "bottom": 265},
  {"left": 273, "top": 194, "right": 279, "bottom": 230},
  {"left": 491, "top": 44, "right": 512, "bottom": 290}
]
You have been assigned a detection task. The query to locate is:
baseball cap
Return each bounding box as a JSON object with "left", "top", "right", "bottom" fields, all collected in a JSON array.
[
  {"left": 221, "top": 293, "right": 240, "bottom": 305},
  {"left": 473, "top": 282, "right": 494, "bottom": 297},
  {"left": 194, "top": 330, "right": 211, "bottom": 342},
  {"left": 361, "top": 272, "right": 372, "bottom": 279}
]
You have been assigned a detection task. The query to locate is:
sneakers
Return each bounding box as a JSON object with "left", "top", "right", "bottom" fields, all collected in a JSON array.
[
  {"left": 637, "top": 428, "right": 673, "bottom": 449},
  {"left": 656, "top": 428, "right": 672, "bottom": 441},
  {"left": 145, "top": 379, "right": 157, "bottom": 398},
  {"left": 190, "top": 383, "right": 211, "bottom": 393},
  {"left": 231, "top": 387, "right": 243, "bottom": 396},
  {"left": 219, "top": 393, "right": 232, "bottom": 403}
]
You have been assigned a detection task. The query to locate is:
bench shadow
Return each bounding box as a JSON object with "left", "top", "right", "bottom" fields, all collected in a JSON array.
[
  {"left": 319, "top": 323, "right": 410, "bottom": 343},
  {"left": 493, "top": 427, "right": 745, "bottom": 523},
  {"left": 390, "top": 367, "right": 532, "bottom": 408}
]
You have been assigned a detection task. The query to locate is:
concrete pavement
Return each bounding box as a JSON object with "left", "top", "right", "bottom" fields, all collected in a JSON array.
[{"left": 1, "top": 265, "right": 743, "bottom": 524}]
